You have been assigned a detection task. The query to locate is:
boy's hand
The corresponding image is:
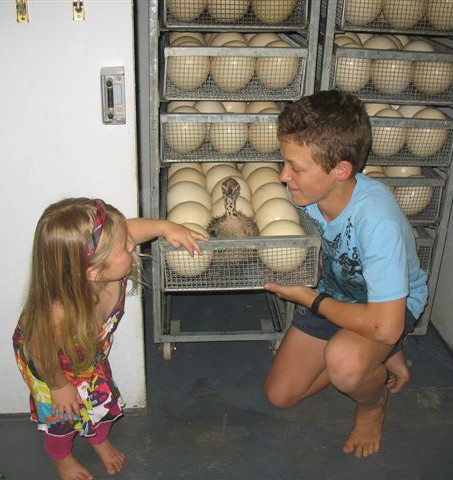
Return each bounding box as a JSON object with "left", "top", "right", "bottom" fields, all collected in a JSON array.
[
  {"left": 50, "top": 382, "right": 82, "bottom": 424},
  {"left": 264, "top": 283, "right": 317, "bottom": 307},
  {"left": 162, "top": 221, "right": 210, "bottom": 256}
]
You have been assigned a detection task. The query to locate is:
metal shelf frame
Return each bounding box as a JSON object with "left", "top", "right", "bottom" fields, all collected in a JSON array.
[{"left": 148, "top": 1, "right": 323, "bottom": 355}]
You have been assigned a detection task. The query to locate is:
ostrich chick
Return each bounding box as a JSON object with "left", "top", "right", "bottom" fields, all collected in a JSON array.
[{"left": 208, "top": 177, "right": 258, "bottom": 238}]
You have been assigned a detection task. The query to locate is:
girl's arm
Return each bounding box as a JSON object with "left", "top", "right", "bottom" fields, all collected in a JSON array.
[{"left": 127, "top": 218, "right": 209, "bottom": 255}]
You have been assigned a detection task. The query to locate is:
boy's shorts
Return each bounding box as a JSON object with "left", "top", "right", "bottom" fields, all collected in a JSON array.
[{"left": 292, "top": 303, "right": 418, "bottom": 358}]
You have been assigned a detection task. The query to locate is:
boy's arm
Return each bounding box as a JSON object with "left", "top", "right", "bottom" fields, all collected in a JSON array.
[
  {"left": 126, "top": 218, "right": 209, "bottom": 255},
  {"left": 264, "top": 283, "right": 406, "bottom": 345}
]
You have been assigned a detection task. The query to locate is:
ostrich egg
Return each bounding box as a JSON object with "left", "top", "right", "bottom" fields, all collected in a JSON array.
[
  {"left": 334, "top": 35, "right": 360, "bottom": 47},
  {"left": 194, "top": 100, "right": 226, "bottom": 113},
  {"left": 335, "top": 45, "right": 371, "bottom": 93},
  {"left": 255, "top": 198, "right": 300, "bottom": 231},
  {"left": 164, "top": 106, "right": 207, "bottom": 154},
  {"left": 210, "top": 32, "right": 247, "bottom": 47},
  {"left": 222, "top": 101, "right": 248, "bottom": 113},
  {"left": 211, "top": 196, "right": 254, "bottom": 218},
  {"left": 251, "top": 0, "right": 297, "bottom": 23},
  {"left": 167, "top": 181, "right": 212, "bottom": 213},
  {"left": 246, "top": 167, "right": 281, "bottom": 194},
  {"left": 248, "top": 108, "right": 280, "bottom": 154},
  {"left": 362, "top": 165, "right": 384, "bottom": 175},
  {"left": 384, "top": 165, "right": 422, "bottom": 177},
  {"left": 201, "top": 162, "right": 237, "bottom": 174},
  {"left": 169, "top": 31, "right": 206, "bottom": 45},
  {"left": 168, "top": 162, "right": 203, "bottom": 177},
  {"left": 367, "top": 171, "right": 386, "bottom": 177},
  {"left": 206, "top": 165, "right": 240, "bottom": 193},
  {"left": 392, "top": 176, "right": 433, "bottom": 216},
  {"left": 211, "top": 175, "right": 252, "bottom": 203},
  {"left": 241, "top": 161, "right": 280, "bottom": 179},
  {"left": 413, "top": 61, "right": 453, "bottom": 95},
  {"left": 246, "top": 101, "right": 279, "bottom": 113},
  {"left": 167, "top": 201, "right": 212, "bottom": 228},
  {"left": 371, "top": 108, "right": 407, "bottom": 156},
  {"left": 345, "top": 0, "right": 383, "bottom": 25},
  {"left": 427, "top": 0, "right": 453, "bottom": 30},
  {"left": 403, "top": 40, "right": 435, "bottom": 53},
  {"left": 248, "top": 32, "right": 282, "bottom": 47},
  {"left": 210, "top": 122, "right": 248, "bottom": 154},
  {"left": 167, "top": 0, "right": 206, "bottom": 21},
  {"left": 256, "top": 40, "right": 299, "bottom": 90},
  {"left": 406, "top": 108, "right": 448, "bottom": 157},
  {"left": 365, "top": 103, "right": 391, "bottom": 116},
  {"left": 168, "top": 167, "right": 207, "bottom": 189},
  {"left": 207, "top": 0, "right": 250, "bottom": 22},
  {"left": 383, "top": 0, "right": 428, "bottom": 29},
  {"left": 167, "top": 100, "right": 196, "bottom": 112},
  {"left": 252, "top": 182, "right": 289, "bottom": 212},
  {"left": 363, "top": 35, "right": 399, "bottom": 50},
  {"left": 167, "top": 52, "right": 210, "bottom": 91},
  {"left": 398, "top": 105, "right": 426, "bottom": 117},
  {"left": 371, "top": 58, "right": 413, "bottom": 94},
  {"left": 258, "top": 220, "right": 307, "bottom": 273},
  {"left": 170, "top": 36, "right": 204, "bottom": 47},
  {"left": 383, "top": 34, "right": 403, "bottom": 50},
  {"left": 165, "top": 223, "right": 213, "bottom": 277},
  {"left": 210, "top": 50, "right": 255, "bottom": 93}
]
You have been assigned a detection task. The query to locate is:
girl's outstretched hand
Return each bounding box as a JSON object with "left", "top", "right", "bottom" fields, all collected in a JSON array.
[
  {"left": 50, "top": 382, "right": 82, "bottom": 425},
  {"left": 162, "top": 221, "right": 210, "bottom": 256},
  {"left": 264, "top": 283, "right": 317, "bottom": 307}
]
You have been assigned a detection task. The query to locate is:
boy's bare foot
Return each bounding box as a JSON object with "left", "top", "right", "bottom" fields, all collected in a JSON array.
[
  {"left": 385, "top": 350, "right": 410, "bottom": 394},
  {"left": 343, "top": 388, "right": 387, "bottom": 458},
  {"left": 91, "top": 439, "right": 126, "bottom": 475},
  {"left": 52, "top": 454, "right": 94, "bottom": 480}
]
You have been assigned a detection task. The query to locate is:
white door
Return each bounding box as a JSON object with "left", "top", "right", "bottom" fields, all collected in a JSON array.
[{"left": 0, "top": 1, "right": 146, "bottom": 413}]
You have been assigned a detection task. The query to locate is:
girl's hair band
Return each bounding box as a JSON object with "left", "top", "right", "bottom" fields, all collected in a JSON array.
[{"left": 86, "top": 199, "right": 106, "bottom": 263}]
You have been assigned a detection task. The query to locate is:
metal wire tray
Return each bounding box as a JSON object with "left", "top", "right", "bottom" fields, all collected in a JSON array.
[
  {"left": 160, "top": 110, "right": 283, "bottom": 163},
  {"left": 329, "top": 40, "right": 453, "bottom": 105},
  {"left": 162, "top": 0, "right": 309, "bottom": 30},
  {"left": 366, "top": 112, "right": 453, "bottom": 167},
  {"left": 376, "top": 167, "right": 445, "bottom": 225},
  {"left": 159, "top": 211, "right": 321, "bottom": 291},
  {"left": 414, "top": 227, "right": 435, "bottom": 275},
  {"left": 335, "top": 0, "right": 453, "bottom": 36},
  {"left": 161, "top": 33, "right": 308, "bottom": 101}
]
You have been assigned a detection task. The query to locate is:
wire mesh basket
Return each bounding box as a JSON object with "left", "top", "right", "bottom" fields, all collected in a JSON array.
[
  {"left": 335, "top": 0, "right": 453, "bottom": 36},
  {"left": 162, "top": 0, "right": 309, "bottom": 30},
  {"left": 377, "top": 167, "right": 445, "bottom": 224},
  {"left": 161, "top": 33, "right": 309, "bottom": 100},
  {"left": 159, "top": 211, "right": 321, "bottom": 291},
  {"left": 366, "top": 112, "right": 453, "bottom": 167},
  {"left": 414, "top": 226, "right": 435, "bottom": 274},
  {"left": 160, "top": 109, "right": 284, "bottom": 163},
  {"left": 328, "top": 41, "right": 453, "bottom": 105}
]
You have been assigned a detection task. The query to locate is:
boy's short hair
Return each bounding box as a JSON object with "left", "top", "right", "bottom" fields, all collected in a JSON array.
[{"left": 278, "top": 90, "right": 371, "bottom": 175}]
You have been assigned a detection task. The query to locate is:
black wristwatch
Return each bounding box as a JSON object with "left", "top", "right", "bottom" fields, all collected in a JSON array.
[{"left": 310, "top": 292, "right": 332, "bottom": 318}]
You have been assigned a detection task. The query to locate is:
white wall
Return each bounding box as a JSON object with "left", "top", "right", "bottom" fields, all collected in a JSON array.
[{"left": 0, "top": 1, "right": 146, "bottom": 413}]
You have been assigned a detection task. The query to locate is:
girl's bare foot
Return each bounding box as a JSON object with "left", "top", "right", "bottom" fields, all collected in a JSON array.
[
  {"left": 91, "top": 439, "right": 126, "bottom": 475},
  {"left": 385, "top": 350, "right": 410, "bottom": 394},
  {"left": 343, "top": 388, "right": 387, "bottom": 458},
  {"left": 52, "top": 454, "right": 94, "bottom": 480}
]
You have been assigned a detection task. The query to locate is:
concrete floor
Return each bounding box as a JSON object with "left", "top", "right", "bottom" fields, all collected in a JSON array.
[{"left": 1, "top": 292, "right": 453, "bottom": 479}]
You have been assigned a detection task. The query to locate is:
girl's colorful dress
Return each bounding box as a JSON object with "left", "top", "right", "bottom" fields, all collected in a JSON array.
[{"left": 12, "top": 280, "right": 127, "bottom": 437}]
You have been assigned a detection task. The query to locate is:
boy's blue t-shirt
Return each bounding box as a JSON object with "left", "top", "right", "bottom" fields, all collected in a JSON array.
[{"left": 301, "top": 173, "right": 428, "bottom": 319}]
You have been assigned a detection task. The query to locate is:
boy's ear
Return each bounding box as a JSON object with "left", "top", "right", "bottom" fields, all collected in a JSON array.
[{"left": 335, "top": 160, "right": 353, "bottom": 180}]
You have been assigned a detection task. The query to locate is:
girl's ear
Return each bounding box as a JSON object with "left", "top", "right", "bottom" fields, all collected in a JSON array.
[
  {"left": 335, "top": 160, "right": 353, "bottom": 180},
  {"left": 86, "top": 266, "right": 101, "bottom": 282}
]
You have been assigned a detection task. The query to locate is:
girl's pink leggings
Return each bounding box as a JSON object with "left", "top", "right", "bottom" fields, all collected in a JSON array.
[{"left": 44, "top": 422, "right": 112, "bottom": 460}]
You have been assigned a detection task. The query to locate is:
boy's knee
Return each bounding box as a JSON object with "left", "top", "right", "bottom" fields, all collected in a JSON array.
[
  {"left": 264, "top": 379, "right": 299, "bottom": 409},
  {"left": 325, "top": 344, "right": 366, "bottom": 393}
]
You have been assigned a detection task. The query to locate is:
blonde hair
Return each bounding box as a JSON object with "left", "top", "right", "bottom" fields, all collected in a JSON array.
[{"left": 21, "top": 198, "right": 141, "bottom": 383}]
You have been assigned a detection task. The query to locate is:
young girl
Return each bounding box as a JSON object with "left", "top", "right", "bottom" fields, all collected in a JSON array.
[{"left": 13, "top": 197, "right": 208, "bottom": 480}]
